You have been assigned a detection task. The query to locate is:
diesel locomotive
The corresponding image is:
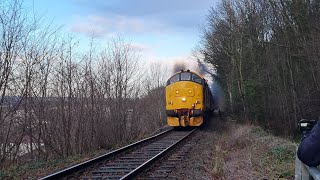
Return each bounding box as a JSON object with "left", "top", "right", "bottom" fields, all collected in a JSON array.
[{"left": 165, "top": 70, "right": 215, "bottom": 127}]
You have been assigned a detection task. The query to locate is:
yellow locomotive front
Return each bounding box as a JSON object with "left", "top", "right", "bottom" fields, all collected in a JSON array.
[{"left": 166, "top": 70, "right": 212, "bottom": 127}]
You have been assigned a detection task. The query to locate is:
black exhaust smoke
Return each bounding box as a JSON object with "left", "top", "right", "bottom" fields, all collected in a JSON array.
[
  {"left": 197, "top": 59, "right": 208, "bottom": 76},
  {"left": 173, "top": 62, "right": 186, "bottom": 73},
  {"left": 197, "top": 59, "right": 224, "bottom": 110}
]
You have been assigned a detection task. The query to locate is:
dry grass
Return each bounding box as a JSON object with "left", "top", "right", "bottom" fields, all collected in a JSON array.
[
  {"left": 0, "top": 126, "right": 172, "bottom": 179},
  {"left": 0, "top": 148, "right": 110, "bottom": 179},
  {"left": 211, "top": 122, "right": 296, "bottom": 179},
  {"left": 5, "top": 119, "right": 296, "bottom": 179},
  {"left": 169, "top": 117, "right": 296, "bottom": 179}
]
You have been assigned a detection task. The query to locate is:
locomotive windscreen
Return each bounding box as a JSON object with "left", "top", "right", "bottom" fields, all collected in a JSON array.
[
  {"left": 180, "top": 72, "right": 191, "bottom": 81},
  {"left": 167, "top": 71, "right": 204, "bottom": 86}
]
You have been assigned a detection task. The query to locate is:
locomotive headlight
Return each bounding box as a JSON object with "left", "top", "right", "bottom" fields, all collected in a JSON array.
[
  {"left": 300, "top": 123, "right": 308, "bottom": 127},
  {"left": 182, "top": 97, "right": 186, "bottom": 102}
]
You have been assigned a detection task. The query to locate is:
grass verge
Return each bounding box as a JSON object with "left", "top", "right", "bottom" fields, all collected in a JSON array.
[{"left": 210, "top": 122, "right": 296, "bottom": 179}]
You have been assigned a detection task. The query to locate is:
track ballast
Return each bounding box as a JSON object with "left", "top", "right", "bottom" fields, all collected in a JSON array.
[{"left": 40, "top": 128, "right": 197, "bottom": 180}]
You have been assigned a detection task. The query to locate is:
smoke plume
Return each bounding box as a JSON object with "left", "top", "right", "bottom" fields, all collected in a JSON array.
[
  {"left": 211, "top": 81, "right": 225, "bottom": 111},
  {"left": 196, "top": 59, "right": 224, "bottom": 110},
  {"left": 197, "top": 59, "right": 207, "bottom": 76},
  {"left": 173, "top": 62, "right": 186, "bottom": 73},
  {"left": 197, "top": 59, "right": 215, "bottom": 77}
]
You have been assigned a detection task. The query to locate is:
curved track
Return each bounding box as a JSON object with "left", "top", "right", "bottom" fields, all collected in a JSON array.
[{"left": 40, "top": 128, "right": 196, "bottom": 180}]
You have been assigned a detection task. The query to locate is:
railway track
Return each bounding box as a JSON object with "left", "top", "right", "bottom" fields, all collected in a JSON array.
[{"left": 40, "top": 128, "right": 197, "bottom": 179}]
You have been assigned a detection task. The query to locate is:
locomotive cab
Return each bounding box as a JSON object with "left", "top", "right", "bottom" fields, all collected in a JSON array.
[
  {"left": 165, "top": 70, "right": 214, "bottom": 127},
  {"left": 166, "top": 70, "right": 204, "bottom": 86}
]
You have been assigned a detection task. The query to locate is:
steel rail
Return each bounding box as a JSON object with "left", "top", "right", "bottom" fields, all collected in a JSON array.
[
  {"left": 39, "top": 128, "right": 172, "bottom": 180},
  {"left": 120, "top": 128, "right": 196, "bottom": 180}
]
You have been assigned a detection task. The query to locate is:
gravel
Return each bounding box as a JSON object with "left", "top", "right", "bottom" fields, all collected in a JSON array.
[{"left": 167, "top": 115, "right": 227, "bottom": 179}]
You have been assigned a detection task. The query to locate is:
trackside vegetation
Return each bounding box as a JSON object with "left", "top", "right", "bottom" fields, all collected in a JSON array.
[{"left": 201, "top": 0, "right": 320, "bottom": 136}]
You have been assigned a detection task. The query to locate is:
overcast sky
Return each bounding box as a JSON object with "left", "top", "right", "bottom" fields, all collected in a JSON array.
[{"left": 26, "top": 0, "right": 214, "bottom": 67}]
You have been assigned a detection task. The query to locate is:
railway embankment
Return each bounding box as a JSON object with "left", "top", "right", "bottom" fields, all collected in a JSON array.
[
  {"left": 1, "top": 117, "right": 296, "bottom": 179},
  {"left": 169, "top": 117, "right": 296, "bottom": 179}
]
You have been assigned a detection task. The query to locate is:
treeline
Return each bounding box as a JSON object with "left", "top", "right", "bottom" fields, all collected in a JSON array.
[
  {"left": 202, "top": 0, "right": 320, "bottom": 136},
  {"left": 0, "top": 0, "right": 168, "bottom": 167}
]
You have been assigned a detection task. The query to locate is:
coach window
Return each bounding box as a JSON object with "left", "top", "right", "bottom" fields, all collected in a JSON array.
[
  {"left": 192, "top": 74, "right": 202, "bottom": 84},
  {"left": 181, "top": 72, "right": 191, "bottom": 81}
]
